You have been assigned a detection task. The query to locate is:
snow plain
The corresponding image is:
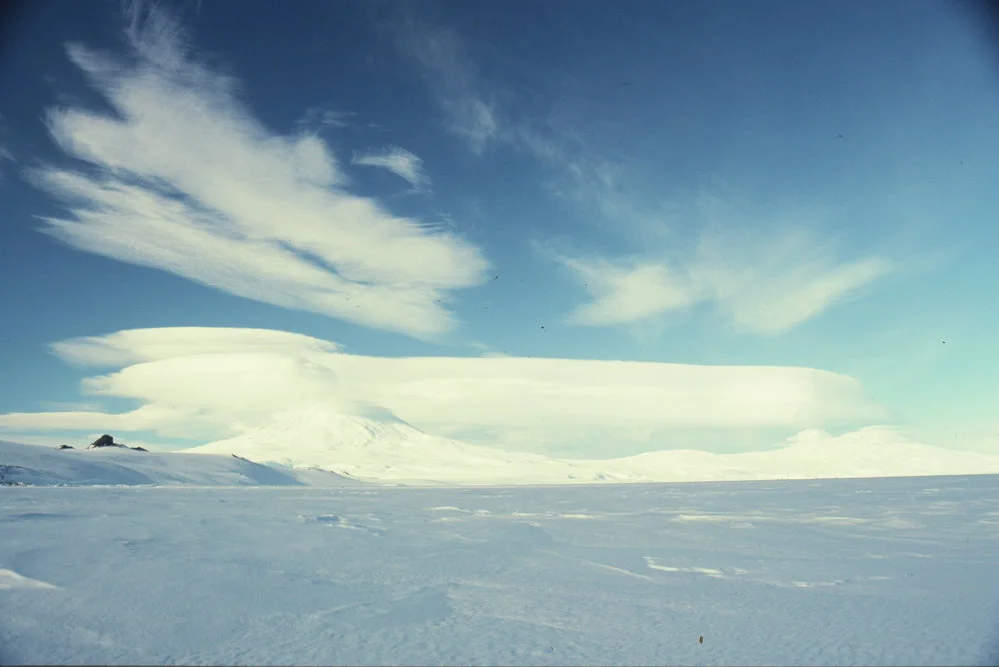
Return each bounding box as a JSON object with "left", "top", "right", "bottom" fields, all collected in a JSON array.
[{"left": 3, "top": 440, "right": 999, "bottom": 665}]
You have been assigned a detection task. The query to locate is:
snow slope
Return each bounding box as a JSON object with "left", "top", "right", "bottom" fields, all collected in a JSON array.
[
  {"left": 2, "top": 475, "right": 998, "bottom": 665},
  {"left": 0, "top": 440, "right": 355, "bottom": 487},
  {"left": 185, "top": 407, "right": 999, "bottom": 485}
]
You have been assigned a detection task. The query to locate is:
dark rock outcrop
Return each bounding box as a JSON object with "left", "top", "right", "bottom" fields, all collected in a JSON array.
[
  {"left": 88, "top": 434, "right": 127, "bottom": 449},
  {"left": 57, "top": 445, "right": 74, "bottom": 450},
  {"left": 85, "top": 434, "right": 146, "bottom": 451}
]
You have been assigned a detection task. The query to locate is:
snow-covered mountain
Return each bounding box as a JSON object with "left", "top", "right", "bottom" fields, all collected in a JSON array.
[
  {"left": 185, "top": 407, "right": 999, "bottom": 485},
  {"left": 185, "top": 406, "right": 642, "bottom": 485},
  {"left": 8, "top": 409, "right": 999, "bottom": 488}
]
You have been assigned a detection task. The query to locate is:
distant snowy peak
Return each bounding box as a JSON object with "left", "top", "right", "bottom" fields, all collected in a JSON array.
[
  {"left": 184, "top": 407, "right": 601, "bottom": 485},
  {"left": 198, "top": 406, "right": 438, "bottom": 453}
]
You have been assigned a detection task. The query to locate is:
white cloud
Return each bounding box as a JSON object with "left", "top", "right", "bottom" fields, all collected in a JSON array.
[
  {"left": 352, "top": 146, "right": 430, "bottom": 189},
  {"left": 393, "top": 18, "right": 497, "bottom": 153},
  {"left": 31, "top": 5, "right": 489, "bottom": 339},
  {"left": 693, "top": 226, "right": 891, "bottom": 334},
  {"left": 0, "top": 327, "right": 886, "bottom": 456},
  {"left": 552, "top": 219, "right": 891, "bottom": 334},
  {"left": 51, "top": 327, "right": 342, "bottom": 367},
  {"left": 553, "top": 254, "right": 698, "bottom": 326},
  {"left": 0, "top": 405, "right": 182, "bottom": 434}
]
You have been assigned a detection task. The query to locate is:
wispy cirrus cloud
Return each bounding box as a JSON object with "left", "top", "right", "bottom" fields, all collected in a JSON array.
[
  {"left": 0, "top": 146, "right": 11, "bottom": 185},
  {"left": 392, "top": 10, "right": 647, "bottom": 230},
  {"left": 0, "top": 327, "right": 885, "bottom": 456},
  {"left": 393, "top": 13, "right": 892, "bottom": 335},
  {"left": 30, "top": 5, "right": 489, "bottom": 339},
  {"left": 693, "top": 227, "right": 891, "bottom": 334},
  {"left": 392, "top": 17, "right": 498, "bottom": 153},
  {"left": 552, "top": 224, "right": 891, "bottom": 334},
  {"left": 539, "top": 176, "right": 893, "bottom": 334},
  {"left": 0, "top": 112, "right": 13, "bottom": 183},
  {"left": 352, "top": 145, "right": 430, "bottom": 189},
  {"left": 514, "top": 125, "right": 669, "bottom": 237}
]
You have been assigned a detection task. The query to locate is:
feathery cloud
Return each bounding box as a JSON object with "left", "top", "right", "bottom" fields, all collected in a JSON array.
[
  {"left": 553, "top": 255, "right": 698, "bottom": 327},
  {"left": 31, "top": 5, "right": 489, "bottom": 339},
  {"left": 552, "top": 215, "right": 891, "bottom": 334},
  {"left": 352, "top": 146, "right": 430, "bottom": 189}
]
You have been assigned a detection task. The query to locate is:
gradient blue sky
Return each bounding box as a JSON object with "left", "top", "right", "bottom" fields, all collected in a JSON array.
[{"left": 1, "top": 0, "right": 998, "bottom": 455}]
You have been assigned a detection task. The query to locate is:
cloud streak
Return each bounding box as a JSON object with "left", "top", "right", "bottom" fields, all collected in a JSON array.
[
  {"left": 0, "top": 327, "right": 886, "bottom": 456},
  {"left": 352, "top": 146, "right": 430, "bottom": 189},
  {"left": 31, "top": 5, "right": 489, "bottom": 339}
]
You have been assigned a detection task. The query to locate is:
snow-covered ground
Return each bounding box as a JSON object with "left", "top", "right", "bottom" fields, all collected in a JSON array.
[{"left": 2, "top": 441, "right": 999, "bottom": 665}]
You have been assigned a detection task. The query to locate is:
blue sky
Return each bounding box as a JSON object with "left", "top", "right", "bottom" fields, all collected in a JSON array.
[{"left": 1, "top": 0, "right": 998, "bottom": 457}]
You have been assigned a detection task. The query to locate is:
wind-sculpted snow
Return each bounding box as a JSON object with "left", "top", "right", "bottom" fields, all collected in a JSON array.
[{"left": 2, "top": 475, "right": 999, "bottom": 665}]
